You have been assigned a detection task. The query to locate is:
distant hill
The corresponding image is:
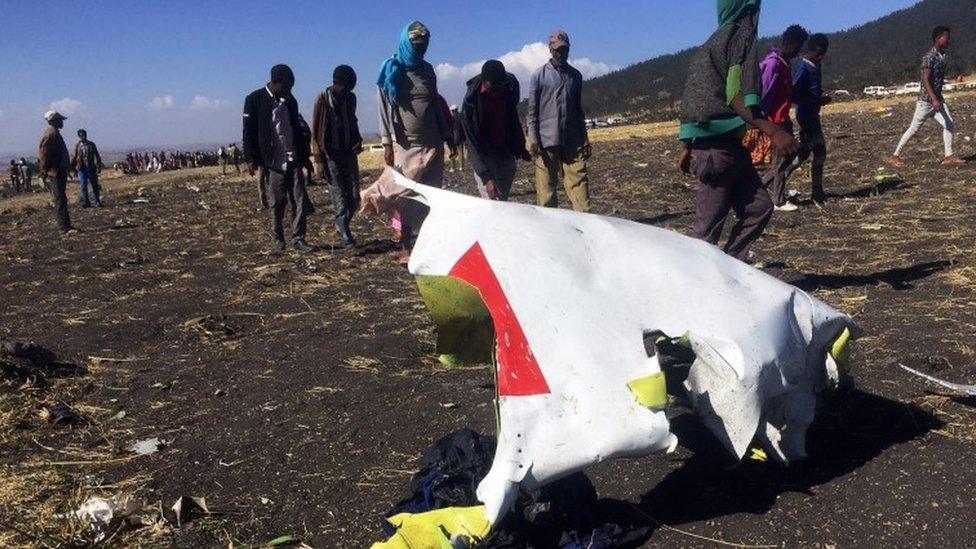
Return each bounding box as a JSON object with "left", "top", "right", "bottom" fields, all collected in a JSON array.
[{"left": 582, "top": 0, "right": 976, "bottom": 121}]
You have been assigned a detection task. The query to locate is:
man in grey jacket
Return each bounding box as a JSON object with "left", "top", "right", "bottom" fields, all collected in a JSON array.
[{"left": 526, "top": 29, "right": 591, "bottom": 213}]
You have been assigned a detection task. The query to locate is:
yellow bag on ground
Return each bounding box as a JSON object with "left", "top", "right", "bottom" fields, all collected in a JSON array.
[{"left": 371, "top": 505, "right": 491, "bottom": 549}]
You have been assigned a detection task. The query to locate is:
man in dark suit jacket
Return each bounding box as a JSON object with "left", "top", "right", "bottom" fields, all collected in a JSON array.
[{"left": 243, "top": 64, "right": 314, "bottom": 253}]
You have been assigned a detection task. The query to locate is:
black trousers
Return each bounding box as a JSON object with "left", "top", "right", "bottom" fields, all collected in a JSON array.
[
  {"left": 49, "top": 169, "right": 71, "bottom": 232},
  {"left": 268, "top": 168, "right": 307, "bottom": 244},
  {"left": 689, "top": 138, "right": 773, "bottom": 262},
  {"left": 325, "top": 149, "right": 361, "bottom": 234}
]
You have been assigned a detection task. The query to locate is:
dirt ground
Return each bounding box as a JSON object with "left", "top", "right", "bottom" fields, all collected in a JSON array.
[{"left": 2, "top": 100, "right": 976, "bottom": 547}]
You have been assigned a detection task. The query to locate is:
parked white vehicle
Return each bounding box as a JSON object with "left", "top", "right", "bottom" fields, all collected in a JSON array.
[
  {"left": 896, "top": 82, "right": 921, "bottom": 95},
  {"left": 863, "top": 86, "right": 886, "bottom": 95}
]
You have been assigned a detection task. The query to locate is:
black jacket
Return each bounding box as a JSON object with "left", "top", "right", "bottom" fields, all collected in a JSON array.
[
  {"left": 459, "top": 73, "right": 527, "bottom": 180},
  {"left": 242, "top": 86, "right": 308, "bottom": 169}
]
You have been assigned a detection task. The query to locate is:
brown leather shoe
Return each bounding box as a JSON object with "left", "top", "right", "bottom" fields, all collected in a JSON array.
[
  {"left": 942, "top": 154, "right": 966, "bottom": 165},
  {"left": 889, "top": 155, "right": 906, "bottom": 168}
]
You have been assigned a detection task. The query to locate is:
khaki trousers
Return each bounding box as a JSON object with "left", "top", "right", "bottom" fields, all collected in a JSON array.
[{"left": 533, "top": 146, "right": 590, "bottom": 212}]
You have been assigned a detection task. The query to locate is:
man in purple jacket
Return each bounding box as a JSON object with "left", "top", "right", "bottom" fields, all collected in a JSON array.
[{"left": 759, "top": 25, "right": 808, "bottom": 212}]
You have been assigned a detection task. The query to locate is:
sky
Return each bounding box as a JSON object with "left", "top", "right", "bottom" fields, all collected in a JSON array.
[{"left": 0, "top": 0, "right": 920, "bottom": 155}]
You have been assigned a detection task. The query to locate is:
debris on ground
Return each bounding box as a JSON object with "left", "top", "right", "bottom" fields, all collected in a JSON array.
[
  {"left": 74, "top": 494, "right": 144, "bottom": 543},
  {"left": 128, "top": 437, "right": 166, "bottom": 455},
  {"left": 40, "top": 403, "right": 82, "bottom": 425},
  {"left": 899, "top": 363, "right": 976, "bottom": 396},
  {"left": 171, "top": 496, "right": 212, "bottom": 527}
]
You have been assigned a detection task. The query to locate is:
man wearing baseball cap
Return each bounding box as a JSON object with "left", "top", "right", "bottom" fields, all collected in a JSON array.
[
  {"left": 38, "top": 110, "right": 76, "bottom": 234},
  {"left": 526, "top": 29, "right": 591, "bottom": 212}
]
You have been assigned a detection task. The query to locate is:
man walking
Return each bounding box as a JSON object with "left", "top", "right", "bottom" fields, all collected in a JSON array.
[
  {"left": 312, "top": 64, "right": 363, "bottom": 247},
  {"left": 19, "top": 158, "right": 32, "bottom": 192},
  {"left": 460, "top": 59, "right": 530, "bottom": 201},
  {"left": 217, "top": 145, "right": 228, "bottom": 175},
  {"left": 677, "top": 0, "right": 797, "bottom": 263},
  {"left": 228, "top": 143, "right": 241, "bottom": 173},
  {"left": 243, "top": 64, "right": 314, "bottom": 253},
  {"left": 9, "top": 160, "right": 21, "bottom": 192},
  {"left": 891, "top": 26, "right": 964, "bottom": 167},
  {"left": 526, "top": 30, "right": 591, "bottom": 212},
  {"left": 759, "top": 25, "right": 808, "bottom": 212},
  {"left": 72, "top": 129, "right": 104, "bottom": 207},
  {"left": 785, "top": 33, "right": 832, "bottom": 205},
  {"left": 38, "top": 110, "right": 76, "bottom": 234}
]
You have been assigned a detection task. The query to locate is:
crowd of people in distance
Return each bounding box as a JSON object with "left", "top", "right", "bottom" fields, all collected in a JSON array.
[{"left": 116, "top": 145, "right": 240, "bottom": 175}]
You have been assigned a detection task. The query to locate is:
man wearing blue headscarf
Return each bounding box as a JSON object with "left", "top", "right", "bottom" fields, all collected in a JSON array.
[{"left": 375, "top": 21, "right": 452, "bottom": 263}]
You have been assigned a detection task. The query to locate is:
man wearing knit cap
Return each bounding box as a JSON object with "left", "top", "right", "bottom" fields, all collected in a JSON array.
[
  {"left": 526, "top": 29, "right": 590, "bottom": 212},
  {"left": 243, "top": 64, "right": 315, "bottom": 253},
  {"left": 38, "top": 110, "right": 76, "bottom": 234},
  {"left": 460, "top": 59, "right": 530, "bottom": 201},
  {"left": 312, "top": 64, "right": 364, "bottom": 247}
]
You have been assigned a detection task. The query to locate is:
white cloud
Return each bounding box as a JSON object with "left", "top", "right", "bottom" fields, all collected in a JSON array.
[
  {"left": 434, "top": 42, "right": 619, "bottom": 105},
  {"left": 189, "top": 95, "right": 230, "bottom": 111},
  {"left": 48, "top": 97, "right": 85, "bottom": 116},
  {"left": 0, "top": 109, "right": 4, "bottom": 117},
  {"left": 150, "top": 95, "right": 175, "bottom": 110}
]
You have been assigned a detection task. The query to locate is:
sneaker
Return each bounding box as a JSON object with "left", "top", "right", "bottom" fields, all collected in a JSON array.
[
  {"left": 94, "top": 201, "right": 104, "bottom": 208},
  {"left": 293, "top": 240, "right": 314, "bottom": 253},
  {"left": 774, "top": 202, "right": 799, "bottom": 212},
  {"left": 889, "top": 155, "right": 906, "bottom": 168},
  {"left": 272, "top": 239, "right": 286, "bottom": 253},
  {"left": 62, "top": 227, "right": 80, "bottom": 236},
  {"left": 942, "top": 154, "right": 965, "bottom": 166}
]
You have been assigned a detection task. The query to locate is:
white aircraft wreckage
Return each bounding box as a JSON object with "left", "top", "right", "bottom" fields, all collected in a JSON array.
[{"left": 364, "top": 169, "right": 860, "bottom": 528}]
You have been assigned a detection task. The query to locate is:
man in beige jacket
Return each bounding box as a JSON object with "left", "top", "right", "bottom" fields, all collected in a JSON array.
[{"left": 38, "top": 110, "right": 75, "bottom": 234}]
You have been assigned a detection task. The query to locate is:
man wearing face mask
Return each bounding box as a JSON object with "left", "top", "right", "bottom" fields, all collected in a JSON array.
[
  {"left": 526, "top": 29, "right": 591, "bottom": 213},
  {"left": 243, "top": 64, "right": 315, "bottom": 253},
  {"left": 313, "top": 65, "right": 364, "bottom": 248},
  {"left": 376, "top": 21, "right": 452, "bottom": 263}
]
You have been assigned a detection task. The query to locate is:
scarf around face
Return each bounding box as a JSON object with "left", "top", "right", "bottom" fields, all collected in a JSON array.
[
  {"left": 717, "top": 0, "right": 760, "bottom": 27},
  {"left": 377, "top": 22, "right": 427, "bottom": 101}
]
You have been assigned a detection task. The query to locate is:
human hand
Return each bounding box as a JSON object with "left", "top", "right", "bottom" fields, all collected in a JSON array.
[
  {"left": 678, "top": 145, "right": 691, "bottom": 175},
  {"left": 383, "top": 144, "right": 394, "bottom": 167},
  {"left": 529, "top": 142, "right": 540, "bottom": 158},
  {"left": 581, "top": 142, "right": 592, "bottom": 160},
  {"left": 485, "top": 179, "right": 498, "bottom": 200},
  {"left": 771, "top": 128, "right": 799, "bottom": 155}
]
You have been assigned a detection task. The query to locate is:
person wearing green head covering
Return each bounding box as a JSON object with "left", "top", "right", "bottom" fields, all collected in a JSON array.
[
  {"left": 676, "top": 0, "right": 798, "bottom": 263},
  {"left": 718, "top": 0, "right": 760, "bottom": 27}
]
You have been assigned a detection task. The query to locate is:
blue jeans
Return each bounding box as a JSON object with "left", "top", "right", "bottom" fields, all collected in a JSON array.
[{"left": 78, "top": 169, "right": 101, "bottom": 205}]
